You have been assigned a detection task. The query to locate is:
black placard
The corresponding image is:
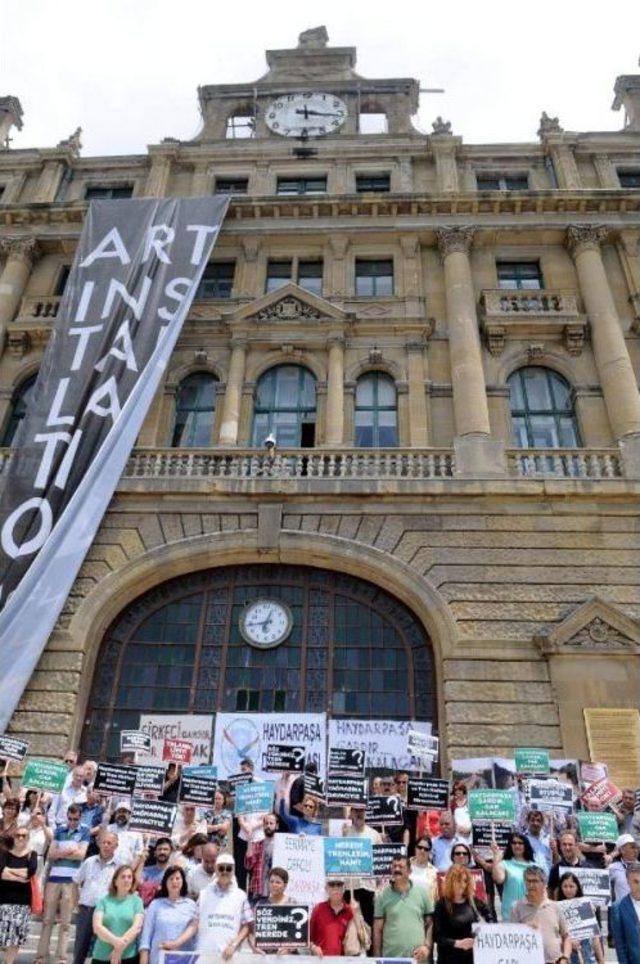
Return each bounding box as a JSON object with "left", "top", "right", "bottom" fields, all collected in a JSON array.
[
  {"left": 326, "top": 773, "right": 368, "bottom": 806},
  {"left": 372, "top": 843, "right": 407, "bottom": 878},
  {"left": 129, "top": 798, "right": 177, "bottom": 835},
  {"left": 263, "top": 744, "right": 306, "bottom": 773},
  {"left": 94, "top": 763, "right": 137, "bottom": 796},
  {"left": 471, "top": 819, "right": 514, "bottom": 852},
  {"left": 133, "top": 765, "right": 166, "bottom": 796},
  {"left": 406, "top": 777, "right": 450, "bottom": 811},
  {"left": 0, "top": 735, "right": 29, "bottom": 762},
  {"left": 227, "top": 772, "right": 253, "bottom": 789},
  {"left": 303, "top": 771, "right": 325, "bottom": 800},
  {"left": 254, "top": 904, "right": 310, "bottom": 948},
  {"left": 365, "top": 794, "right": 404, "bottom": 826},
  {"left": 120, "top": 731, "right": 152, "bottom": 754},
  {"left": 328, "top": 747, "right": 366, "bottom": 776},
  {"left": 179, "top": 774, "right": 217, "bottom": 806}
]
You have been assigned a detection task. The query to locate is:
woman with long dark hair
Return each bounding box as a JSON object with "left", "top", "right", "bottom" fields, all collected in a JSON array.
[
  {"left": 557, "top": 872, "right": 605, "bottom": 964},
  {"left": 139, "top": 866, "right": 198, "bottom": 964},
  {"left": 433, "top": 864, "right": 491, "bottom": 963},
  {"left": 491, "top": 832, "right": 535, "bottom": 920}
]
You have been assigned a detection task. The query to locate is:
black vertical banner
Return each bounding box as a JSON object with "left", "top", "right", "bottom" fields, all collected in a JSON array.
[{"left": 0, "top": 197, "right": 229, "bottom": 727}]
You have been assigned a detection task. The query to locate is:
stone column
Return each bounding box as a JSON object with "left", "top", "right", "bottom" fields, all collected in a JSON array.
[
  {"left": 437, "top": 227, "right": 506, "bottom": 476},
  {"left": 143, "top": 146, "right": 177, "bottom": 198},
  {"left": 593, "top": 153, "right": 619, "bottom": 189},
  {"left": 0, "top": 237, "right": 38, "bottom": 360},
  {"left": 615, "top": 229, "right": 640, "bottom": 327},
  {"left": 325, "top": 337, "right": 345, "bottom": 446},
  {"left": 406, "top": 341, "right": 429, "bottom": 446},
  {"left": 218, "top": 338, "right": 247, "bottom": 445},
  {"left": 566, "top": 226, "right": 640, "bottom": 464}
]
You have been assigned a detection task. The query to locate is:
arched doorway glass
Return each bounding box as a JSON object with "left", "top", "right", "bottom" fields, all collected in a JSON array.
[
  {"left": 252, "top": 365, "right": 316, "bottom": 447},
  {"left": 81, "top": 565, "right": 435, "bottom": 760}
]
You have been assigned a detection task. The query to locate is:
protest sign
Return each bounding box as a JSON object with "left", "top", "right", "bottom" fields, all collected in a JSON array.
[
  {"left": 227, "top": 772, "right": 254, "bottom": 790},
  {"left": 94, "top": 763, "right": 137, "bottom": 796},
  {"left": 325, "top": 773, "right": 368, "bottom": 806},
  {"left": 129, "top": 798, "right": 177, "bottom": 835},
  {"left": 139, "top": 714, "right": 213, "bottom": 766},
  {"left": 469, "top": 789, "right": 516, "bottom": 822},
  {"left": 22, "top": 758, "right": 67, "bottom": 792},
  {"left": 515, "top": 748, "right": 550, "bottom": 775},
  {"left": 303, "top": 771, "right": 325, "bottom": 801},
  {"left": 263, "top": 744, "right": 306, "bottom": 773},
  {"left": 580, "top": 776, "right": 621, "bottom": 812},
  {"left": 577, "top": 811, "right": 618, "bottom": 842},
  {"left": 451, "top": 757, "right": 494, "bottom": 789},
  {"left": 327, "top": 747, "right": 366, "bottom": 776},
  {"left": 365, "top": 795, "right": 404, "bottom": 826},
  {"left": 635, "top": 788, "right": 640, "bottom": 812},
  {"left": 372, "top": 843, "right": 407, "bottom": 878},
  {"left": 406, "top": 776, "right": 449, "bottom": 810},
  {"left": 560, "top": 898, "right": 600, "bottom": 940},
  {"left": 120, "top": 731, "right": 152, "bottom": 755},
  {"left": 324, "top": 837, "right": 373, "bottom": 877},
  {"left": 579, "top": 761, "right": 608, "bottom": 787},
  {"left": 272, "top": 833, "right": 326, "bottom": 906},
  {"left": 133, "top": 765, "right": 166, "bottom": 796},
  {"left": 254, "top": 904, "right": 310, "bottom": 948},
  {"left": 560, "top": 866, "right": 611, "bottom": 906},
  {"left": 407, "top": 729, "right": 439, "bottom": 766},
  {"left": 160, "top": 954, "right": 366, "bottom": 964},
  {"left": 234, "top": 780, "right": 275, "bottom": 815},
  {"left": 162, "top": 738, "right": 193, "bottom": 765},
  {"left": 0, "top": 735, "right": 29, "bottom": 762},
  {"left": 474, "top": 923, "right": 544, "bottom": 964},
  {"left": 328, "top": 718, "right": 432, "bottom": 772},
  {"left": 214, "top": 713, "right": 326, "bottom": 779},
  {"left": 182, "top": 765, "right": 217, "bottom": 780},
  {"left": 178, "top": 773, "right": 217, "bottom": 806},
  {"left": 472, "top": 820, "right": 514, "bottom": 854},
  {"left": 527, "top": 779, "right": 574, "bottom": 815},
  {"left": 549, "top": 759, "right": 580, "bottom": 797}
]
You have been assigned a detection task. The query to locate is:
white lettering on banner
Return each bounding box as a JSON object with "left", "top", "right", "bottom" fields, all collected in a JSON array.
[
  {"left": 158, "top": 278, "right": 191, "bottom": 321},
  {"left": 33, "top": 432, "right": 73, "bottom": 489},
  {"left": 159, "top": 955, "right": 396, "bottom": 964},
  {"left": 102, "top": 276, "right": 152, "bottom": 321},
  {"left": 74, "top": 281, "right": 95, "bottom": 322},
  {"left": 143, "top": 225, "right": 175, "bottom": 264},
  {"left": 85, "top": 377, "right": 122, "bottom": 422},
  {"left": 138, "top": 714, "right": 213, "bottom": 766},
  {"left": 94, "top": 319, "right": 139, "bottom": 373},
  {"left": 186, "top": 224, "right": 221, "bottom": 264},
  {"left": 80, "top": 226, "right": 131, "bottom": 267},
  {"left": 1, "top": 498, "right": 52, "bottom": 558},
  {"left": 328, "top": 718, "right": 432, "bottom": 771},
  {"left": 213, "top": 713, "right": 326, "bottom": 779},
  {"left": 46, "top": 378, "right": 75, "bottom": 427},
  {"left": 69, "top": 325, "right": 104, "bottom": 370}
]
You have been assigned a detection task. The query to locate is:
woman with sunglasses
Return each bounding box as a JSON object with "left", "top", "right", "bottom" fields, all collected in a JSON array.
[
  {"left": 139, "top": 866, "right": 198, "bottom": 964},
  {"left": 279, "top": 794, "right": 324, "bottom": 835},
  {"left": 0, "top": 827, "right": 37, "bottom": 964},
  {"left": 490, "top": 832, "right": 535, "bottom": 921},
  {"left": 433, "top": 863, "right": 491, "bottom": 963},
  {"left": 25, "top": 808, "right": 53, "bottom": 884},
  {"left": 410, "top": 836, "right": 438, "bottom": 904},
  {"left": 92, "top": 864, "right": 144, "bottom": 963},
  {"left": 450, "top": 844, "right": 472, "bottom": 867},
  {"left": 0, "top": 800, "right": 20, "bottom": 845},
  {"left": 556, "top": 872, "right": 605, "bottom": 964}
]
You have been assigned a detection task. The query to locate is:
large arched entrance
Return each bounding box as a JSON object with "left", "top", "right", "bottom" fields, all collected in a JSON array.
[{"left": 81, "top": 564, "right": 436, "bottom": 760}]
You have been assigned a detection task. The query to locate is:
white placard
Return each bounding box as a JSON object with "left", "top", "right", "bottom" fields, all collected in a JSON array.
[
  {"left": 474, "top": 923, "right": 545, "bottom": 964},
  {"left": 272, "top": 833, "right": 326, "bottom": 907},
  {"left": 138, "top": 714, "right": 213, "bottom": 766},
  {"left": 328, "top": 719, "right": 432, "bottom": 771},
  {"left": 213, "top": 713, "right": 326, "bottom": 779}
]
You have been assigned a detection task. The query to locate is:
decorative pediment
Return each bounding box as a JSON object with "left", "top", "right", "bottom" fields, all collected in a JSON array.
[
  {"left": 231, "top": 283, "right": 349, "bottom": 326},
  {"left": 535, "top": 596, "right": 640, "bottom": 655}
]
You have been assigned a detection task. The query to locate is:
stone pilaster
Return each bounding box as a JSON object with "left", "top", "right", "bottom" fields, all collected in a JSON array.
[
  {"left": 395, "top": 157, "right": 413, "bottom": 192},
  {"left": 327, "top": 237, "right": 349, "bottom": 298},
  {"left": 593, "top": 153, "right": 619, "bottom": 189},
  {"left": 430, "top": 134, "right": 461, "bottom": 193},
  {"left": 218, "top": 338, "right": 247, "bottom": 445},
  {"left": 33, "top": 157, "right": 66, "bottom": 202},
  {"left": 543, "top": 135, "right": 582, "bottom": 190},
  {"left": 566, "top": 225, "right": 640, "bottom": 447},
  {"left": 406, "top": 341, "right": 429, "bottom": 446},
  {"left": 325, "top": 337, "right": 345, "bottom": 445},
  {"left": 192, "top": 162, "right": 213, "bottom": 196},
  {"left": 238, "top": 239, "right": 261, "bottom": 297},
  {"left": 143, "top": 146, "right": 178, "bottom": 197},
  {"left": 0, "top": 237, "right": 39, "bottom": 360},
  {"left": 615, "top": 230, "right": 640, "bottom": 329}
]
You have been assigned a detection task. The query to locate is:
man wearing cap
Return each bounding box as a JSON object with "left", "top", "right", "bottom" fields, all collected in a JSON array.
[
  {"left": 197, "top": 853, "right": 254, "bottom": 958},
  {"left": 107, "top": 799, "right": 144, "bottom": 867},
  {"left": 373, "top": 855, "right": 433, "bottom": 960},
  {"left": 310, "top": 879, "right": 354, "bottom": 956},
  {"left": 610, "top": 834, "right": 640, "bottom": 901}
]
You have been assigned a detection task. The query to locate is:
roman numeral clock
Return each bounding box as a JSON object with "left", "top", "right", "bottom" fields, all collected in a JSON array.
[{"left": 265, "top": 92, "right": 347, "bottom": 138}]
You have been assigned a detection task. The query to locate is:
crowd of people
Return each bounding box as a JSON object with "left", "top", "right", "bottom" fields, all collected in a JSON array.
[{"left": 0, "top": 749, "right": 638, "bottom": 962}]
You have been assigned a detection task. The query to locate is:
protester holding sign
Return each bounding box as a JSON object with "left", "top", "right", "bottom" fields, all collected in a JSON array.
[
  {"left": 609, "top": 833, "right": 640, "bottom": 901},
  {"left": 0, "top": 824, "right": 37, "bottom": 964},
  {"left": 491, "top": 832, "right": 536, "bottom": 920},
  {"left": 510, "top": 866, "right": 571, "bottom": 964},
  {"left": 245, "top": 812, "right": 280, "bottom": 902},
  {"left": 205, "top": 788, "right": 232, "bottom": 850},
  {"left": 373, "top": 854, "right": 434, "bottom": 959},
  {"left": 556, "top": 872, "right": 605, "bottom": 964},
  {"left": 172, "top": 803, "right": 208, "bottom": 849},
  {"left": 139, "top": 866, "right": 198, "bottom": 964},
  {"left": 92, "top": 865, "right": 145, "bottom": 963},
  {"left": 197, "top": 853, "right": 254, "bottom": 956},
  {"left": 341, "top": 804, "right": 381, "bottom": 928},
  {"left": 433, "top": 863, "right": 492, "bottom": 963},
  {"left": 279, "top": 794, "right": 323, "bottom": 836}
]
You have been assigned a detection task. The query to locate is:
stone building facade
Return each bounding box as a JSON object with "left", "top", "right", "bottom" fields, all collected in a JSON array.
[{"left": 1, "top": 30, "right": 640, "bottom": 782}]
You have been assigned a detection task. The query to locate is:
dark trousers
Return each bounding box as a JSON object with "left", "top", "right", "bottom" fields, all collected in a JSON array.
[
  {"left": 353, "top": 887, "right": 375, "bottom": 930},
  {"left": 73, "top": 904, "right": 95, "bottom": 964},
  {"left": 234, "top": 830, "right": 249, "bottom": 890}
]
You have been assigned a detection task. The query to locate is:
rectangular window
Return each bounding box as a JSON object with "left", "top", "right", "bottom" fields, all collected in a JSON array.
[
  {"left": 477, "top": 174, "right": 529, "bottom": 191},
  {"left": 618, "top": 169, "right": 640, "bottom": 188},
  {"left": 265, "top": 260, "right": 292, "bottom": 293},
  {"left": 297, "top": 260, "right": 323, "bottom": 296},
  {"left": 54, "top": 266, "right": 71, "bottom": 297},
  {"left": 236, "top": 689, "right": 260, "bottom": 711},
  {"left": 226, "top": 116, "right": 255, "bottom": 139},
  {"left": 355, "top": 259, "right": 394, "bottom": 296},
  {"left": 265, "top": 259, "right": 324, "bottom": 294},
  {"left": 196, "top": 262, "right": 235, "bottom": 299},
  {"left": 277, "top": 177, "right": 327, "bottom": 195},
  {"left": 85, "top": 185, "right": 134, "bottom": 200},
  {"left": 215, "top": 177, "right": 249, "bottom": 194},
  {"left": 497, "top": 261, "right": 543, "bottom": 290},
  {"left": 356, "top": 174, "right": 391, "bottom": 193}
]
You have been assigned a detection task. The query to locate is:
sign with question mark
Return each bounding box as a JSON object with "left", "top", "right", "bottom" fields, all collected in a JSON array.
[
  {"left": 328, "top": 746, "right": 367, "bottom": 776},
  {"left": 254, "top": 904, "right": 310, "bottom": 947},
  {"left": 263, "top": 743, "right": 307, "bottom": 773}
]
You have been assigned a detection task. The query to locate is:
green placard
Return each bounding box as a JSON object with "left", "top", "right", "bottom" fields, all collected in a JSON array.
[
  {"left": 577, "top": 811, "right": 619, "bottom": 842},
  {"left": 515, "top": 748, "right": 550, "bottom": 775},
  {"left": 22, "top": 758, "right": 67, "bottom": 793},
  {"left": 469, "top": 789, "right": 516, "bottom": 822}
]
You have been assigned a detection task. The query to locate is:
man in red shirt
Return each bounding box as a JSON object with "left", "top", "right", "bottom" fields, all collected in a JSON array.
[{"left": 310, "top": 878, "right": 353, "bottom": 956}]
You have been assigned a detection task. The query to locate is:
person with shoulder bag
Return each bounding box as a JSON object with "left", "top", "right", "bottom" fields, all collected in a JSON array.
[{"left": 342, "top": 895, "right": 371, "bottom": 956}]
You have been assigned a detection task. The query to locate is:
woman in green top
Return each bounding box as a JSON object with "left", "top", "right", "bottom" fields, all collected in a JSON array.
[
  {"left": 92, "top": 864, "right": 145, "bottom": 963},
  {"left": 490, "top": 833, "right": 536, "bottom": 921}
]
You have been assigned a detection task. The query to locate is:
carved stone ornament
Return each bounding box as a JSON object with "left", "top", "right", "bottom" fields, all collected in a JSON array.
[
  {"left": 256, "top": 296, "right": 321, "bottom": 323},
  {"left": 537, "top": 111, "right": 563, "bottom": 136},
  {"left": 298, "top": 26, "right": 329, "bottom": 48},
  {"left": 535, "top": 596, "right": 640, "bottom": 656},
  {"left": 565, "top": 224, "right": 609, "bottom": 257},
  {"left": 436, "top": 226, "right": 475, "bottom": 259},
  {"left": 57, "top": 126, "right": 82, "bottom": 155},
  {"left": 0, "top": 236, "right": 39, "bottom": 266},
  {"left": 432, "top": 116, "right": 452, "bottom": 135}
]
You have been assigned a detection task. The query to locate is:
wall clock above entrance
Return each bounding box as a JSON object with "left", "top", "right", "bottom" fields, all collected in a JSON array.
[
  {"left": 239, "top": 598, "right": 293, "bottom": 648},
  {"left": 265, "top": 92, "right": 347, "bottom": 137}
]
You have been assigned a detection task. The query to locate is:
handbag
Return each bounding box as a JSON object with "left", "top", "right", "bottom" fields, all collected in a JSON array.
[
  {"left": 30, "top": 874, "right": 43, "bottom": 915},
  {"left": 342, "top": 908, "right": 371, "bottom": 957}
]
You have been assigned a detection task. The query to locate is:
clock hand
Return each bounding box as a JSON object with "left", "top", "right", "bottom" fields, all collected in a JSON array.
[{"left": 295, "top": 109, "right": 342, "bottom": 118}]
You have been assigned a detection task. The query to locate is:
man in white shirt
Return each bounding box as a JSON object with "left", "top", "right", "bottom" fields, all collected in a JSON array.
[
  {"left": 188, "top": 841, "right": 220, "bottom": 898},
  {"left": 72, "top": 831, "right": 120, "bottom": 964},
  {"left": 197, "top": 853, "right": 253, "bottom": 957},
  {"left": 48, "top": 765, "right": 88, "bottom": 829},
  {"left": 107, "top": 799, "right": 144, "bottom": 867}
]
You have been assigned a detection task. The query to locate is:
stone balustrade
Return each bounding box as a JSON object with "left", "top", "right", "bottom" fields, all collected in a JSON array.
[
  {"left": 480, "top": 288, "right": 586, "bottom": 355},
  {"left": 18, "top": 295, "right": 61, "bottom": 321},
  {"left": 508, "top": 448, "right": 622, "bottom": 478},
  {"left": 482, "top": 288, "right": 580, "bottom": 316}
]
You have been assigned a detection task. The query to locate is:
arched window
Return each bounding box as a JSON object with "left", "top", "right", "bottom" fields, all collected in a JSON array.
[
  {"left": 81, "top": 565, "right": 435, "bottom": 760},
  {"left": 171, "top": 372, "right": 218, "bottom": 448},
  {"left": 508, "top": 367, "right": 580, "bottom": 448},
  {"left": 252, "top": 365, "right": 316, "bottom": 448},
  {"left": 355, "top": 372, "right": 398, "bottom": 447},
  {"left": 1, "top": 374, "right": 37, "bottom": 447}
]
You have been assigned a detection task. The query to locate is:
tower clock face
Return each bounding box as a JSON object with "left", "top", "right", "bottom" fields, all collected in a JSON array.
[
  {"left": 265, "top": 92, "right": 347, "bottom": 138},
  {"left": 239, "top": 598, "right": 293, "bottom": 649}
]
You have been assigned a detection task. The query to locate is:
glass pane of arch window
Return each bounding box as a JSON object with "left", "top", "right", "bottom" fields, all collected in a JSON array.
[
  {"left": 1, "top": 374, "right": 37, "bottom": 447},
  {"left": 252, "top": 365, "right": 317, "bottom": 448},
  {"left": 355, "top": 372, "right": 398, "bottom": 447},
  {"left": 171, "top": 372, "right": 219, "bottom": 447},
  {"left": 508, "top": 367, "right": 580, "bottom": 448}
]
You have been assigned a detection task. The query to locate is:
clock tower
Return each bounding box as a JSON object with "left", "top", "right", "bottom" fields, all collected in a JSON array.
[{"left": 196, "top": 26, "right": 420, "bottom": 140}]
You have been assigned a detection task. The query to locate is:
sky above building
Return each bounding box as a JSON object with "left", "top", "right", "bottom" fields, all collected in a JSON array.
[{"left": 3, "top": 0, "right": 640, "bottom": 157}]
